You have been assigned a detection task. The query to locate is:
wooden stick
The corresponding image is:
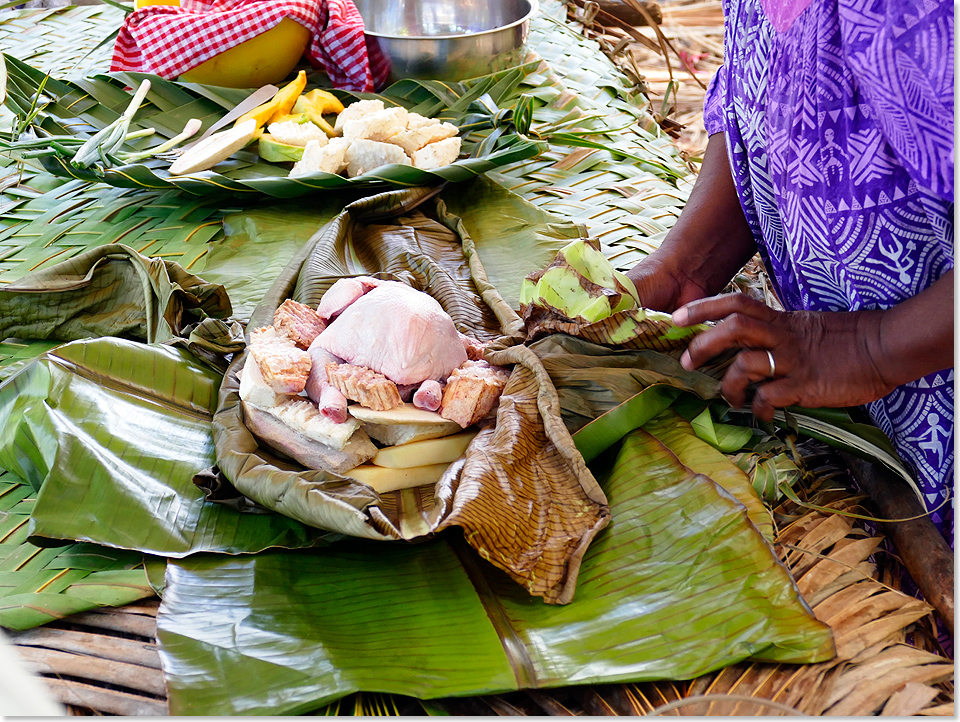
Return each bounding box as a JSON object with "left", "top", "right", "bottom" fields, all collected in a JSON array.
[{"left": 841, "top": 453, "right": 954, "bottom": 634}]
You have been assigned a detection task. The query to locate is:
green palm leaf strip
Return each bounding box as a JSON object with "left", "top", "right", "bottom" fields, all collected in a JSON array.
[{"left": 0, "top": 469, "right": 155, "bottom": 631}]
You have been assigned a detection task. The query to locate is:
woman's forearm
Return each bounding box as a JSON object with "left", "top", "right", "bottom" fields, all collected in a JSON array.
[
  {"left": 639, "top": 132, "right": 757, "bottom": 295},
  {"left": 871, "top": 269, "right": 955, "bottom": 387}
]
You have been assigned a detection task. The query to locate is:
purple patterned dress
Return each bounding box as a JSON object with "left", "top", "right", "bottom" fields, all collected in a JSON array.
[{"left": 703, "top": 0, "right": 954, "bottom": 541}]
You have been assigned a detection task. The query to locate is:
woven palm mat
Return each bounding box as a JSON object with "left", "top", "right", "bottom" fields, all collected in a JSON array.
[{"left": 9, "top": 443, "right": 952, "bottom": 716}]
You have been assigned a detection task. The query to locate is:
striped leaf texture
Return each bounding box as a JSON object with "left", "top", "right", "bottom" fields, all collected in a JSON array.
[{"left": 0, "top": 469, "right": 154, "bottom": 631}]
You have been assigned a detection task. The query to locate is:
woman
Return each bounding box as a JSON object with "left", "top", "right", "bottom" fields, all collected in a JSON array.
[{"left": 627, "top": 0, "right": 954, "bottom": 540}]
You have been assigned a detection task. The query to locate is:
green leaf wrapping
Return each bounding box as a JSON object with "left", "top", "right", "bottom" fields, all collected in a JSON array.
[
  {"left": 157, "top": 428, "right": 834, "bottom": 715},
  {"left": 0, "top": 338, "right": 335, "bottom": 555}
]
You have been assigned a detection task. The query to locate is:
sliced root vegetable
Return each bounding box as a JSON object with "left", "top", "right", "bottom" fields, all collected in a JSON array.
[
  {"left": 348, "top": 402, "right": 456, "bottom": 426},
  {"left": 347, "top": 462, "right": 453, "bottom": 494},
  {"left": 371, "top": 430, "right": 477, "bottom": 469},
  {"left": 168, "top": 118, "right": 258, "bottom": 175}
]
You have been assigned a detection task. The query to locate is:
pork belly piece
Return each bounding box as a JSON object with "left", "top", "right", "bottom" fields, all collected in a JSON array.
[
  {"left": 439, "top": 360, "right": 511, "bottom": 428},
  {"left": 317, "top": 276, "right": 383, "bottom": 323},
  {"left": 413, "top": 379, "right": 443, "bottom": 412},
  {"left": 304, "top": 342, "right": 348, "bottom": 423},
  {"left": 458, "top": 331, "right": 486, "bottom": 361},
  {"left": 274, "top": 298, "right": 326, "bottom": 349},
  {"left": 248, "top": 327, "right": 312, "bottom": 394},
  {"left": 326, "top": 363, "right": 403, "bottom": 411},
  {"left": 315, "top": 282, "right": 467, "bottom": 386}
]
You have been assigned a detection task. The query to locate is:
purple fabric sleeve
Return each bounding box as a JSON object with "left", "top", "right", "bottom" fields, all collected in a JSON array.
[
  {"left": 838, "top": 0, "right": 954, "bottom": 201},
  {"left": 702, "top": 64, "right": 728, "bottom": 136}
]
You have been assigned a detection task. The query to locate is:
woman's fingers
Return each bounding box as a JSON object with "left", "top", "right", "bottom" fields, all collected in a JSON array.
[
  {"left": 680, "top": 312, "right": 780, "bottom": 371},
  {"left": 719, "top": 349, "right": 783, "bottom": 408},
  {"left": 752, "top": 379, "right": 803, "bottom": 421},
  {"left": 673, "top": 293, "right": 779, "bottom": 327}
]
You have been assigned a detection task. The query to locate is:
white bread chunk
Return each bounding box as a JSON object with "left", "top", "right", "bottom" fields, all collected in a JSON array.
[
  {"left": 387, "top": 122, "right": 458, "bottom": 156},
  {"left": 290, "top": 137, "right": 349, "bottom": 177},
  {"left": 411, "top": 136, "right": 462, "bottom": 170},
  {"left": 334, "top": 99, "right": 385, "bottom": 134},
  {"left": 341, "top": 106, "right": 409, "bottom": 143},
  {"left": 405, "top": 112, "right": 441, "bottom": 131},
  {"left": 345, "top": 139, "right": 412, "bottom": 177}
]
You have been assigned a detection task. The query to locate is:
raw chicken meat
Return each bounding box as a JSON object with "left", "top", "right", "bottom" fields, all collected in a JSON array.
[
  {"left": 305, "top": 342, "right": 348, "bottom": 423},
  {"left": 315, "top": 282, "right": 467, "bottom": 386},
  {"left": 413, "top": 380, "right": 443, "bottom": 411},
  {"left": 317, "top": 276, "right": 382, "bottom": 323}
]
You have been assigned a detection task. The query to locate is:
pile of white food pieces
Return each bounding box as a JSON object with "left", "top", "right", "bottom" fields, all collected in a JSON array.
[{"left": 290, "top": 100, "right": 461, "bottom": 178}]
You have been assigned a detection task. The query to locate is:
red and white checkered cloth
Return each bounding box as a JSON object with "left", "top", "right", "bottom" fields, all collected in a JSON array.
[{"left": 111, "top": 0, "right": 390, "bottom": 92}]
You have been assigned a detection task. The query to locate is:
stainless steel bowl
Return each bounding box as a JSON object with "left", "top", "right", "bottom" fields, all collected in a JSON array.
[{"left": 354, "top": 0, "right": 539, "bottom": 82}]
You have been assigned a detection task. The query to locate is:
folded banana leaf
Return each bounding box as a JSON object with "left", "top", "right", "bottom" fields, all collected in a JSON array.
[
  {"left": 0, "top": 337, "right": 335, "bottom": 555},
  {"left": 2, "top": 55, "right": 545, "bottom": 198},
  {"left": 157, "top": 427, "right": 834, "bottom": 715},
  {"left": 209, "top": 186, "right": 610, "bottom": 604}
]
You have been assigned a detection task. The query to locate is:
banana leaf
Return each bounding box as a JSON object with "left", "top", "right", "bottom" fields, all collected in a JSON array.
[
  {"left": 528, "top": 336, "right": 771, "bottom": 540},
  {"left": 0, "top": 242, "right": 241, "bottom": 372},
  {"left": 2, "top": 55, "right": 546, "bottom": 198},
  {"left": 208, "top": 186, "right": 610, "bottom": 604},
  {"left": 0, "top": 337, "right": 336, "bottom": 555},
  {"left": 157, "top": 428, "right": 833, "bottom": 715},
  {"left": 0, "top": 467, "right": 156, "bottom": 631}
]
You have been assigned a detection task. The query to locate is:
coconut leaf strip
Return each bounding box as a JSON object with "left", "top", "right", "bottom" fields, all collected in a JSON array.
[{"left": 572, "top": 384, "right": 680, "bottom": 462}]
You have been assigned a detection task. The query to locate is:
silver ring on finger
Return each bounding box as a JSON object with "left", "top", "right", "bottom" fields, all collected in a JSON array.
[{"left": 765, "top": 349, "right": 776, "bottom": 378}]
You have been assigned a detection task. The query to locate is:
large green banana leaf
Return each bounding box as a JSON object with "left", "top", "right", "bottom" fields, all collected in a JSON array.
[
  {"left": 157, "top": 427, "right": 833, "bottom": 715},
  {"left": 0, "top": 337, "right": 335, "bottom": 555},
  {"left": 2, "top": 55, "right": 545, "bottom": 198}
]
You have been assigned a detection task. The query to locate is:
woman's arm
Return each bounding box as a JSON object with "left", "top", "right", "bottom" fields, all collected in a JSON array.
[{"left": 625, "top": 132, "right": 756, "bottom": 311}]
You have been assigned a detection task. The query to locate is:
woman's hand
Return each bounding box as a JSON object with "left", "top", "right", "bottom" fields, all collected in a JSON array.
[{"left": 672, "top": 294, "right": 896, "bottom": 420}]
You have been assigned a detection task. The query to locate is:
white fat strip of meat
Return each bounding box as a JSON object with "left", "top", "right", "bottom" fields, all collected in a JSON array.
[
  {"left": 304, "top": 340, "right": 349, "bottom": 423},
  {"left": 413, "top": 379, "right": 443, "bottom": 411},
  {"left": 315, "top": 283, "right": 467, "bottom": 386}
]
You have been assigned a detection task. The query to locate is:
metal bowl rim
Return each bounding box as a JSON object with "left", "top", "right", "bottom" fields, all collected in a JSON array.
[{"left": 362, "top": 0, "right": 539, "bottom": 41}]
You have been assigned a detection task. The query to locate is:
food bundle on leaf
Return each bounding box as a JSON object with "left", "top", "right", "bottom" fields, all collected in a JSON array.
[
  {"left": 170, "top": 71, "right": 462, "bottom": 177},
  {"left": 520, "top": 238, "right": 706, "bottom": 352},
  {"left": 239, "top": 278, "right": 509, "bottom": 494}
]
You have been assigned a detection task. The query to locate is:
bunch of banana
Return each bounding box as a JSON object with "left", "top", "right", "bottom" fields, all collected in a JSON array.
[{"left": 519, "top": 239, "right": 641, "bottom": 323}]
